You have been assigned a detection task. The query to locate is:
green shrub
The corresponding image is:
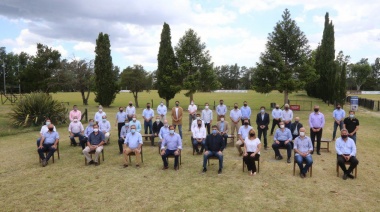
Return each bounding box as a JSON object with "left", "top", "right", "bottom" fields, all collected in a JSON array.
[{"left": 9, "top": 92, "right": 68, "bottom": 127}]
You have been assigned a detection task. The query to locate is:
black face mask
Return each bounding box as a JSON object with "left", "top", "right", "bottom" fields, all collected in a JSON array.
[
  {"left": 337, "top": 107, "right": 341, "bottom": 110},
  {"left": 220, "top": 102, "right": 223, "bottom": 105},
  {"left": 120, "top": 110, "right": 123, "bottom": 112},
  {"left": 176, "top": 104, "right": 179, "bottom": 106},
  {"left": 285, "top": 107, "right": 289, "bottom": 110},
  {"left": 249, "top": 133, "right": 255, "bottom": 137},
  {"left": 314, "top": 109, "right": 319, "bottom": 112},
  {"left": 244, "top": 122, "right": 248, "bottom": 125},
  {"left": 294, "top": 121, "right": 299, "bottom": 123},
  {"left": 275, "top": 107, "right": 279, "bottom": 109},
  {"left": 48, "top": 128, "right": 54, "bottom": 132},
  {"left": 129, "top": 104, "right": 132, "bottom": 106},
  {"left": 147, "top": 106, "right": 150, "bottom": 109},
  {"left": 244, "top": 104, "right": 247, "bottom": 107},
  {"left": 198, "top": 124, "right": 201, "bottom": 127},
  {"left": 341, "top": 135, "right": 348, "bottom": 139},
  {"left": 234, "top": 106, "right": 238, "bottom": 109}
]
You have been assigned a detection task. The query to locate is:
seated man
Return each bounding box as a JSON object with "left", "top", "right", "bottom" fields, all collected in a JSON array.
[
  {"left": 152, "top": 115, "right": 164, "bottom": 146},
  {"left": 290, "top": 117, "right": 303, "bottom": 141},
  {"left": 192, "top": 119, "right": 207, "bottom": 154},
  {"left": 216, "top": 115, "right": 229, "bottom": 147},
  {"left": 336, "top": 129, "right": 359, "bottom": 180},
  {"left": 36, "top": 118, "right": 56, "bottom": 146},
  {"left": 129, "top": 114, "right": 142, "bottom": 133},
  {"left": 202, "top": 125, "right": 225, "bottom": 174},
  {"left": 83, "top": 124, "right": 105, "bottom": 166},
  {"left": 118, "top": 119, "right": 130, "bottom": 154},
  {"left": 160, "top": 125, "right": 182, "bottom": 170},
  {"left": 235, "top": 118, "right": 252, "bottom": 156},
  {"left": 81, "top": 119, "right": 94, "bottom": 150},
  {"left": 123, "top": 125, "right": 143, "bottom": 168},
  {"left": 158, "top": 119, "right": 170, "bottom": 149},
  {"left": 99, "top": 115, "right": 111, "bottom": 144},
  {"left": 294, "top": 127, "right": 313, "bottom": 178},
  {"left": 191, "top": 113, "right": 205, "bottom": 134},
  {"left": 272, "top": 121, "right": 293, "bottom": 163},
  {"left": 38, "top": 124, "right": 59, "bottom": 167},
  {"left": 68, "top": 116, "right": 84, "bottom": 146}
]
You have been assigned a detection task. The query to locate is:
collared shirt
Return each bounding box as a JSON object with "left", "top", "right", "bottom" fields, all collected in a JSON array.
[
  {"left": 230, "top": 109, "right": 242, "bottom": 122},
  {"left": 219, "top": 121, "right": 225, "bottom": 132},
  {"left": 193, "top": 127, "right": 206, "bottom": 139},
  {"left": 343, "top": 117, "right": 359, "bottom": 134},
  {"left": 68, "top": 121, "right": 84, "bottom": 133},
  {"left": 84, "top": 125, "right": 94, "bottom": 137},
  {"left": 94, "top": 111, "right": 106, "bottom": 123},
  {"left": 40, "top": 125, "right": 57, "bottom": 135},
  {"left": 142, "top": 108, "right": 154, "bottom": 120},
  {"left": 42, "top": 131, "right": 60, "bottom": 145},
  {"left": 159, "top": 126, "right": 170, "bottom": 140},
  {"left": 129, "top": 120, "right": 142, "bottom": 132},
  {"left": 240, "top": 106, "right": 251, "bottom": 119},
  {"left": 281, "top": 109, "right": 293, "bottom": 121},
  {"left": 294, "top": 136, "right": 313, "bottom": 156},
  {"left": 191, "top": 119, "right": 205, "bottom": 133},
  {"left": 157, "top": 105, "right": 167, "bottom": 116},
  {"left": 336, "top": 137, "right": 356, "bottom": 156},
  {"left": 99, "top": 120, "right": 111, "bottom": 132},
  {"left": 238, "top": 125, "right": 252, "bottom": 140},
  {"left": 309, "top": 112, "right": 325, "bottom": 128},
  {"left": 272, "top": 108, "right": 282, "bottom": 119},
  {"left": 161, "top": 133, "right": 182, "bottom": 150},
  {"left": 205, "top": 134, "right": 225, "bottom": 152},
  {"left": 333, "top": 109, "right": 346, "bottom": 121},
  {"left": 244, "top": 137, "right": 261, "bottom": 154},
  {"left": 124, "top": 132, "right": 143, "bottom": 149},
  {"left": 120, "top": 125, "right": 130, "bottom": 138},
  {"left": 216, "top": 104, "right": 227, "bottom": 116},
  {"left": 116, "top": 111, "right": 127, "bottom": 123},
  {"left": 88, "top": 131, "right": 105, "bottom": 145},
  {"left": 201, "top": 109, "right": 213, "bottom": 123},
  {"left": 274, "top": 128, "right": 292, "bottom": 141},
  {"left": 126, "top": 106, "right": 136, "bottom": 116},
  {"left": 188, "top": 104, "right": 197, "bottom": 114},
  {"left": 69, "top": 110, "right": 82, "bottom": 122}
]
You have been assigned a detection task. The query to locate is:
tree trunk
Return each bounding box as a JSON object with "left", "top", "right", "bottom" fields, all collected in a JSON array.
[
  {"left": 284, "top": 90, "right": 289, "bottom": 105},
  {"left": 189, "top": 93, "right": 193, "bottom": 103},
  {"left": 133, "top": 92, "right": 139, "bottom": 108},
  {"left": 166, "top": 99, "right": 169, "bottom": 108},
  {"left": 356, "top": 84, "right": 361, "bottom": 91},
  {"left": 84, "top": 89, "right": 90, "bottom": 105}
]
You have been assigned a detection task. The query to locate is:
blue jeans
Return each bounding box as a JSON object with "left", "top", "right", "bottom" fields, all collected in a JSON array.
[
  {"left": 174, "top": 125, "right": 182, "bottom": 138},
  {"left": 37, "top": 143, "right": 56, "bottom": 161},
  {"left": 349, "top": 134, "right": 357, "bottom": 144},
  {"left": 162, "top": 149, "right": 179, "bottom": 168},
  {"left": 295, "top": 154, "right": 313, "bottom": 174},
  {"left": 203, "top": 151, "right": 223, "bottom": 170},
  {"left": 332, "top": 121, "right": 344, "bottom": 140},
  {"left": 144, "top": 120, "right": 153, "bottom": 134},
  {"left": 70, "top": 132, "right": 84, "bottom": 145},
  {"left": 193, "top": 139, "right": 205, "bottom": 152}
]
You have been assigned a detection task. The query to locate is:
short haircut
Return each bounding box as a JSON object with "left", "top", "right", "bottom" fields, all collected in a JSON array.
[
  {"left": 260, "top": 106, "right": 265, "bottom": 109},
  {"left": 212, "top": 125, "right": 217, "bottom": 129},
  {"left": 349, "top": 110, "right": 355, "bottom": 114},
  {"left": 93, "top": 124, "right": 99, "bottom": 128},
  {"left": 341, "top": 128, "right": 348, "bottom": 133}
]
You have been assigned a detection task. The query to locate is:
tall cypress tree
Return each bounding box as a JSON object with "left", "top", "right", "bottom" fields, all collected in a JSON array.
[{"left": 94, "top": 32, "right": 119, "bottom": 107}]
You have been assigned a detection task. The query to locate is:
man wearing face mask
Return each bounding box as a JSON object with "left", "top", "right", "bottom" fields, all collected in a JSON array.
[
  {"left": 309, "top": 105, "right": 325, "bottom": 155},
  {"left": 129, "top": 114, "right": 142, "bottom": 133},
  {"left": 294, "top": 127, "right": 313, "bottom": 178},
  {"left": 36, "top": 118, "right": 57, "bottom": 146},
  {"left": 38, "top": 124, "right": 60, "bottom": 167},
  {"left": 217, "top": 115, "right": 229, "bottom": 147},
  {"left": 332, "top": 104, "right": 345, "bottom": 141},
  {"left": 256, "top": 106, "right": 270, "bottom": 150},
  {"left": 201, "top": 103, "right": 213, "bottom": 134},
  {"left": 290, "top": 117, "right": 303, "bottom": 140},
  {"left": 191, "top": 113, "right": 205, "bottom": 133},
  {"left": 272, "top": 121, "right": 293, "bottom": 163},
  {"left": 216, "top": 99, "right": 227, "bottom": 121},
  {"left": 230, "top": 103, "right": 242, "bottom": 141},
  {"left": 343, "top": 111, "right": 359, "bottom": 144},
  {"left": 281, "top": 104, "right": 293, "bottom": 130},
  {"left": 69, "top": 105, "right": 82, "bottom": 122},
  {"left": 83, "top": 124, "right": 105, "bottom": 166},
  {"left": 142, "top": 103, "right": 155, "bottom": 141},
  {"left": 158, "top": 120, "right": 170, "bottom": 151},
  {"left": 81, "top": 119, "right": 95, "bottom": 150},
  {"left": 236, "top": 118, "right": 253, "bottom": 156},
  {"left": 94, "top": 105, "right": 106, "bottom": 123},
  {"left": 193, "top": 119, "right": 207, "bottom": 154},
  {"left": 118, "top": 119, "right": 130, "bottom": 154},
  {"left": 115, "top": 107, "right": 127, "bottom": 139},
  {"left": 270, "top": 104, "right": 282, "bottom": 135},
  {"left": 161, "top": 125, "right": 182, "bottom": 170},
  {"left": 123, "top": 125, "right": 143, "bottom": 168},
  {"left": 99, "top": 115, "right": 111, "bottom": 144},
  {"left": 68, "top": 116, "right": 84, "bottom": 147},
  {"left": 152, "top": 115, "right": 164, "bottom": 146},
  {"left": 202, "top": 125, "right": 225, "bottom": 174},
  {"left": 188, "top": 100, "right": 198, "bottom": 131},
  {"left": 171, "top": 101, "right": 183, "bottom": 138},
  {"left": 157, "top": 101, "right": 167, "bottom": 120},
  {"left": 126, "top": 101, "right": 136, "bottom": 121},
  {"left": 240, "top": 101, "right": 251, "bottom": 125},
  {"left": 336, "top": 129, "right": 359, "bottom": 180}
]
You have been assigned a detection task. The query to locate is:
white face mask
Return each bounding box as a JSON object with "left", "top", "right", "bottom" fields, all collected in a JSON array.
[
  {"left": 205, "top": 106, "right": 209, "bottom": 109},
  {"left": 156, "top": 119, "right": 160, "bottom": 123},
  {"left": 93, "top": 128, "right": 99, "bottom": 132},
  {"left": 73, "top": 119, "right": 78, "bottom": 122},
  {"left": 299, "top": 132, "right": 305, "bottom": 137},
  {"left": 133, "top": 118, "right": 136, "bottom": 121},
  {"left": 191, "top": 102, "right": 194, "bottom": 105},
  {"left": 45, "top": 121, "right": 51, "bottom": 125},
  {"left": 261, "top": 109, "right": 265, "bottom": 113},
  {"left": 160, "top": 103, "right": 163, "bottom": 106},
  {"left": 220, "top": 118, "right": 224, "bottom": 121},
  {"left": 99, "top": 109, "right": 102, "bottom": 112},
  {"left": 196, "top": 117, "right": 201, "bottom": 120},
  {"left": 164, "top": 124, "right": 168, "bottom": 127},
  {"left": 280, "top": 125, "right": 285, "bottom": 129}
]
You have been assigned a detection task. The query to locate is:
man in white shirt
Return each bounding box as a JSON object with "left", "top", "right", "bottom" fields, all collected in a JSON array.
[
  {"left": 68, "top": 116, "right": 84, "bottom": 146},
  {"left": 36, "top": 118, "right": 57, "bottom": 146},
  {"left": 201, "top": 103, "right": 213, "bottom": 135},
  {"left": 192, "top": 119, "right": 206, "bottom": 154},
  {"left": 188, "top": 100, "right": 197, "bottom": 131},
  {"left": 216, "top": 99, "right": 227, "bottom": 121},
  {"left": 281, "top": 104, "right": 293, "bottom": 130},
  {"left": 191, "top": 114, "right": 205, "bottom": 133},
  {"left": 99, "top": 115, "right": 111, "bottom": 144},
  {"left": 270, "top": 104, "right": 282, "bottom": 135},
  {"left": 126, "top": 101, "right": 136, "bottom": 121},
  {"left": 230, "top": 103, "right": 242, "bottom": 138},
  {"left": 94, "top": 105, "right": 106, "bottom": 123},
  {"left": 157, "top": 101, "right": 167, "bottom": 120},
  {"left": 336, "top": 129, "right": 359, "bottom": 180},
  {"left": 236, "top": 119, "right": 253, "bottom": 155}
]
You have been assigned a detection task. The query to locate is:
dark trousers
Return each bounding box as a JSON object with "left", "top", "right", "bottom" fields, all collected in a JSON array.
[
  {"left": 70, "top": 132, "right": 84, "bottom": 146},
  {"left": 205, "top": 123, "right": 211, "bottom": 134},
  {"left": 118, "top": 138, "right": 124, "bottom": 153},
  {"left": 270, "top": 119, "right": 280, "bottom": 134},
  {"left": 332, "top": 121, "right": 343, "bottom": 140},
  {"left": 37, "top": 143, "right": 56, "bottom": 161},
  {"left": 221, "top": 133, "right": 228, "bottom": 148},
  {"left": 243, "top": 152, "right": 260, "bottom": 172},
  {"left": 258, "top": 128, "right": 268, "bottom": 148},
  {"left": 117, "top": 122, "right": 124, "bottom": 138},
  {"left": 272, "top": 140, "right": 292, "bottom": 158},
  {"left": 162, "top": 149, "right": 179, "bottom": 168},
  {"left": 80, "top": 137, "right": 88, "bottom": 149},
  {"left": 337, "top": 154, "right": 359, "bottom": 174},
  {"left": 144, "top": 120, "right": 153, "bottom": 135},
  {"left": 285, "top": 121, "right": 291, "bottom": 130},
  {"left": 193, "top": 139, "right": 205, "bottom": 153},
  {"left": 310, "top": 128, "right": 323, "bottom": 152}
]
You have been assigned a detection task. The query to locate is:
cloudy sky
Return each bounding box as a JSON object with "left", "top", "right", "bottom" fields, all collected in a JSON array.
[{"left": 0, "top": 0, "right": 379, "bottom": 71}]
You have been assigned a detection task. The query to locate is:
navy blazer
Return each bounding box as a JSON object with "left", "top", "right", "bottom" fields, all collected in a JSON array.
[{"left": 256, "top": 112, "right": 270, "bottom": 130}]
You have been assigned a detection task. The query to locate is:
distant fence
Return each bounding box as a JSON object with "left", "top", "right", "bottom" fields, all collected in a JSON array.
[
  {"left": 346, "top": 96, "right": 380, "bottom": 111},
  {"left": 214, "top": 90, "right": 248, "bottom": 93}
]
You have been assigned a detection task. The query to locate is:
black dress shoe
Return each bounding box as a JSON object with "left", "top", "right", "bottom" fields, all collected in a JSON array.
[
  {"left": 343, "top": 174, "right": 348, "bottom": 180},
  {"left": 202, "top": 167, "right": 207, "bottom": 173},
  {"left": 347, "top": 174, "right": 355, "bottom": 179},
  {"left": 317, "top": 152, "right": 321, "bottom": 155},
  {"left": 287, "top": 158, "right": 291, "bottom": 163},
  {"left": 94, "top": 162, "right": 99, "bottom": 166},
  {"left": 278, "top": 155, "right": 283, "bottom": 160},
  {"left": 162, "top": 166, "right": 169, "bottom": 170},
  {"left": 300, "top": 173, "right": 305, "bottom": 178},
  {"left": 88, "top": 160, "right": 95, "bottom": 165},
  {"left": 218, "top": 169, "right": 222, "bottom": 174}
]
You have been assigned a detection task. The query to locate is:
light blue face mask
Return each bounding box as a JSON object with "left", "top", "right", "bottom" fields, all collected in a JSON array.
[
  {"left": 349, "top": 114, "right": 354, "bottom": 118},
  {"left": 89, "top": 122, "right": 94, "bottom": 126},
  {"left": 131, "top": 129, "right": 136, "bottom": 133},
  {"left": 102, "top": 119, "right": 106, "bottom": 122},
  {"left": 169, "top": 130, "right": 174, "bottom": 134},
  {"left": 212, "top": 129, "right": 217, "bottom": 135},
  {"left": 125, "top": 123, "right": 129, "bottom": 126}
]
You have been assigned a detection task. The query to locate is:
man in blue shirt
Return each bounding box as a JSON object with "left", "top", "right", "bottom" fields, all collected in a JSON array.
[
  {"left": 142, "top": 102, "right": 154, "bottom": 139},
  {"left": 38, "top": 124, "right": 59, "bottom": 167},
  {"left": 123, "top": 125, "right": 143, "bottom": 168},
  {"left": 202, "top": 125, "right": 225, "bottom": 174},
  {"left": 240, "top": 101, "right": 251, "bottom": 125},
  {"left": 294, "top": 127, "right": 313, "bottom": 178},
  {"left": 118, "top": 119, "right": 130, "bottom": 154},
  {"left": 332, "top": 104, "right": 345, "bottom": 141},
  {"left": 272, "top": 121, "right": 293, "bottom": 163},
  {"left": 115, "top": 106, "right": 127, "bottom": 138},
  {"left": 161, "top": 125, "right": 182, "bottom": 170},
  {"left": 83, "top": 124, "right": 105, "bottom": 166},
  {"left": 80, "top": 119, "right": 94, "bottom": 150},
  {"left": 336, "top": 129, "right": 359, "bottom": 180}
]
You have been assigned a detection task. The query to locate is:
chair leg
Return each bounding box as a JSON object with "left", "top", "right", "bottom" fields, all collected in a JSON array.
[
  {"left": 310, "top": 165, "right": 312, "bottom": 177},
  {"left": 257, "top": 160, "right": 260, "bottom": 173},
  {"left": 293, "top": 161, "right": 296, "bottom": 176},
  {"left": 354, "top": 167, "right": 357, "bottom": 178},
  {"left": 102, "top": 150, "right": 105, "bottom": 161}
]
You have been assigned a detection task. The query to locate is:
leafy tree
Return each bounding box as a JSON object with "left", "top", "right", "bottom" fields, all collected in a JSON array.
[
  {"left": 252, "top": 9, "right": 313, "bottom": 104},
  {"left": 335, "top": 51, "right": 349, "bottom": 104},
  {"left": 94, "top": 32, "right": 119, "bottom": 107},
  {"left": 348, "top": 58, "right": 372, "bottom": 91},
  {"left": 0, "top": 48, "right": 21, "bottom": 94},
  {"left": 215, "top": 64, "right": 241, "bottom": 89},
  {"left": 363, "top": 58, "right": 380, "bottom": 90},
  {"left": 240, "top": 66, "right": 255, "bottom": 89},
  {"left": 119, "top": 65, "right": 152, "bottom": 107},
  {"left": 156, "top": 22, "right": 181, "bottom": 106}
]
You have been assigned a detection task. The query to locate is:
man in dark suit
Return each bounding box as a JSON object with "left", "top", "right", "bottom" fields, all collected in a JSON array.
[
  {"left": 290, "top": 117, "right": 303, "bottom": 140},
  {"left": 256, "top": 106, "right": 270, "bottom": 150}
]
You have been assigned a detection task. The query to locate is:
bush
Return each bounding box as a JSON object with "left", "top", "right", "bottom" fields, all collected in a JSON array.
[{"left": 9, "top": 92, "right": 68, "bottom": 127}]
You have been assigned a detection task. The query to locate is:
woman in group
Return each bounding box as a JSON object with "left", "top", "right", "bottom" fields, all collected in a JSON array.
[{"left": 243, "top": 129, "right": 261, "bottom": 176}]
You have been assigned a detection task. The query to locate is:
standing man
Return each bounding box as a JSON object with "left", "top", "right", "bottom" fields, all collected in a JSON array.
[
  {"left": 171, "top": 101, "right": 183, "bottom": 138},
  {"left": 192, "top": 119, "right": 207, "bottom": 154},
  {"left": 142, "top": 102, "right": 154, "bottom": 138},
  {"left": 230, "top": 103, "right": 242, "bottom": 140},
  {"left": 216, "top": 99, "right": 227, "bottom": 121},
  {"left": 336, "top": 129, "right": 359, "bottom": 180},
  {"left": 343, "top": 111, "right": 360, "bottom": 144},
  {"left": 129, "top": 114, "right": 142, "bottom": 133},
  {"left": 270, "top": 104, "right": 282, "bottom": 135},
  {"left": 115, "top": 106, "right": 127, "bottom": 139},
  {"left": 38, "top": 124, "right": 59, "bottom": 167},
  {"left": 99, "top": 115, "right": 111, "bottom": 144},
  {"left": 160, "top": 125, "right": 182, "bottom": 170},
  {"left": 83, "top": 124, "right": 105, "bottom": 166},
  {"left": 68, "top": 116, "right": 84, "bottom": 146},
  {"left": 309, "top": 105, "right": 325, "bottom": 155},
  {"left": 294, "top": 127, "right": 313, "bottom": 178},
  {"left": 157, "top": 101, "right": 167, "bottom": 121},
  {"left": 123, "top": 125, "right": 143, "bottom": 168},
  {"left": 94, "top": 105, "right": 106, "bottom": 123},
  {"left": 272, "top": 121, "right": 293, "bottom": 163},
  {"left": 188, "top": 100, "right": 197, "bottom": 131},
  {"left": 201, "top": 103, "right": 213, "bottom": 134},
  {"left": 202, "top": 125, "right": 225, "bottom": 174},
  {"left": 240, "top": 101, "right": 252, "bottom": 125},
  {"left": 216, "top": 115, "right": 229, "bottom": 147},
  {"left": 152, "top": 115, "right": 164, "bottom": 146},
  {"left": 235, "top": 118, "right": 252, "bottom": 156},
  {"left": 290, "top": 117, "right": 303, "bottom": 140},
  {"left": 256, "top": 106, "right": 270, "bottom": 150},
  {"left": 69, "top": 105, "right": 82, "bottom": 122},
  {"left": 126, "top": 101, "right": 136, "bottom": 121},
  {"left": 281, "top": 104, "right": 293, "bottom": 130},
  {"left": 332, "top": 104, "right": 346, "bottom": 141}
]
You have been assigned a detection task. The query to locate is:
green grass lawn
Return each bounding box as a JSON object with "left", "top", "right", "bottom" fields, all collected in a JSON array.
[{"left": 1, "top": 90, "right": 379, "bottom": 211}]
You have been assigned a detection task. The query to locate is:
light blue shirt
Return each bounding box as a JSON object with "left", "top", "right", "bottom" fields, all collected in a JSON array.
[
  {"left": 274, "top": 128, "right": 292, "bottom": 141},
  {"left": 94, "top": 111, "right": 106, "bottom": 123},
  {"left": 216, "top": 104, "right": 227, "bottom": 116},
  {"left": 84, "top": 125, "right": 94, "bottom": 137},
  {"left": 281, "top": 109, "right": 293, "bottom": 121},
  {"left": 230, "top": 109, "right": 242, "bottom": 122},
  {"left": 219, "top": 121, "right": 225, "bottom": 132},
  {"left": 159, "top": 126, "right": 170, "bottom": 140},
  {"left": 42, "top": 131, "right": 60, "bottom": 145},
  {"left": 309, "top": 112, "right": 325, "bottom": 128},
  {"left": 336, "top": 137, "right": 356, "bottom": 156},
  {"left": 99, "top": 120, "right": 111, "bottom": 132},
  {"left": 124, "top": 132, "right": 143, "bottom": 149},
  {"left": 272, "top": 108, "right": 282, "bottom": 119},
  {"left": 161, "top": 133, "right": 182, "bottom": 150},
  {"left": 142, "top": 108, "right": 154, "bottom": 120},
  {"left": 120, "top": 125, "right": 130, "bottom": 138},
  {"left": 129, "top": 120, "right": 142, "bottom": 132},
  {"left": 157, "top": 105, "right": 167, "bottom": 116},
  {"left": 333, "top": 109, "right": 346, "bottom": 121},
  {"left": 240, "top": 106, "right": 251, "bottom": 119},
  {"left": 116, "top": 111, "right": 127, "bottom": 123},
  {"left": 294, "top": 136, "right": 313, "bottom": 155}
]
